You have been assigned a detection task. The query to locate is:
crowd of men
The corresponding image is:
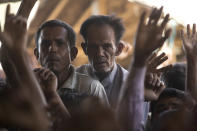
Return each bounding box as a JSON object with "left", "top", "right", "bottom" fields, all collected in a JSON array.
[{"left": 0, "top": 0, "right": 197, "bottom": 131}]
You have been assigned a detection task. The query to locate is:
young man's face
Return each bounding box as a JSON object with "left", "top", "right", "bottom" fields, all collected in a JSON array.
[
  {"left": 85, "top": 24, "right": 117, "bottom": 74},
  {"left": 36, "top": 26, "right": 71, "bottom": 74},
  {"left": 153, "top": 97, "right": 184, "bottom": 121}
]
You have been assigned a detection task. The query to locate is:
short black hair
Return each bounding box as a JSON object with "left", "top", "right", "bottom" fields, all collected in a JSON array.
[
  {"left": 161, "top": 63, "right": 186, "bottom": 91},
  {"left": 35, "top": 19, "right": 76, "bottom": 49},
  {"left": 150, "top": 88, "right": 186, "bottom": 113},
  {"left": 80, "top": 15, "right": 125, "bottom": 44}
]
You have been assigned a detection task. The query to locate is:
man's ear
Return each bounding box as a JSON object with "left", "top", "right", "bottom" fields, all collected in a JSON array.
[
  {"left": 70, "top": 47, "right": 78, "bottom": 61},
  {"left": 115, "top": 41, "right": 125, "bottom": 56},
  {"left": 81, "top": 42, "right": 87, "bottom": 55},
  {"left": 34, "top": 48, "right": 39, "bottom": 60}
]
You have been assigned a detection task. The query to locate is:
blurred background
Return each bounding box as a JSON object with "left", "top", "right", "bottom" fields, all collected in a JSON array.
[{"left": 0, "top": 0, "right": 192, "bottom": 78}]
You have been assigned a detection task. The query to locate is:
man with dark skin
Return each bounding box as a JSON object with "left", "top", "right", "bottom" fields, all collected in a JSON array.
[
  {"left": 77, "top": 12, "right": 168, "bottom": 105},
  {"left": 77, "top": 9, "right": 169, "bottom": 124},
  {"left": 34, "top": 20, "right": 109, "bottom": 110},
  {"left": 77, "top": 15, "right": 130, "bottom": 108}
]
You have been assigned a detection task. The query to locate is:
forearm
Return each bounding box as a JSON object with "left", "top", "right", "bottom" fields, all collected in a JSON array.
[
  {"left": 186, "top": 56, "right": 197, "bottom": 101},
  {"left": 17, "top": 0, "right": 37, "bottom": 19},
  {"left": 0, "top": 54, "right": 20, "bottom": 88},
  {"left": 46, "top": 91, "right": 70, "bottom": 131},
  {"left": 117, "top": 61, "right": 146, "bottom": 131},
  {"left": 9, "top": 51, "right": 47, "bottom": 105}
]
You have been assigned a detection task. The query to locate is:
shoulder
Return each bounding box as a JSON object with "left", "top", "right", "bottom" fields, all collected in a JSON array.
[
  {"left": 117, "top": 64, "right": 129, "bottom": 74},
  {"left": 75, "top": 71, "right": 104, "bottom": 91},
  {"left": 76, "top": 64, "right": 90, "bottom": 74}
]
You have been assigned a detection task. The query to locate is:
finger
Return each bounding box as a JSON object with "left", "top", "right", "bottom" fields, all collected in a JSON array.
[
  {"left": 159, "top": 29, "right": 172, "bottom": 47},
  {"left": 192, "top": 23, "right": 196, "bottom": 37},
  {"left": 187, "top": 24, "right": 191, "bottom": 38},
  {"left": 156, "top": 81, "right": 165, "bottom": 93},
  {"left": 156, "top": 78, "right": 161, "bottom": 87},
  {"left": 158, "top": 72, "right": 162, "bottom": 78},
  {"left": 35, "top": 68, "right": 45, "bottom": 77},
  {"left": 33, "top": 68, "right": 42, "bottom": 72},
  {"left": 180, "top": 30, "right": 186, "bottom": 45},
  {"left": 152, "top": 73, "right": 158, "bottom": 86},
  {"left": 160, "top": 14, "right": 170, "bottom": 30},
  {"left": 44, "top": 70, "right": 53, "bottom": 80},
  {"left": 41, "top": 69, "right": 50, "bottom": 80},
  {"left": 147, "top": 52, "right": 157, "bottom": 63},
  {"left": 154, "top": 55, "right": 168, "bottom": 67},
  {"left": 21, "top": 18, "right": 27, "bottom": 29},
  {"left": 148, "top": 52, "right": 166, "bottom": 71},
  {"left": 0, "top": 32, "right": 9, "bottom": 47},
  {"left": 5, "top": 4, "right": 10, "bottom": 21},
  {"left": 0, "top": 22, "right": 1, "bottom": 33},
  {"left": 0, "top": 22, "right": 3, "bottom": 42},
  {"left": 152, "top": 52, "right": 166, "bottom": 64},
  {"left": 153, "top": 77, "right": 162, "bottom": 91},
  {"left": 138, "top": 11, "right": 146, "bottom": 30},
  {"left": 153, "top": 6, "right": 163, "bottom": 25},
  {"left": 156, "top": 64, "right": 173, "bottom": 73},
  {"left": 148, "top": 8, "right": 157, "bottom": 25},
  {"left": 18, "top": 18, "right": 27, "bottom": 32},
  {"left": 48, "top": 73, "right": 56, "bottom": 81},
  {"left": 148, "top": 73, "right": 154, "bottom": 84}
]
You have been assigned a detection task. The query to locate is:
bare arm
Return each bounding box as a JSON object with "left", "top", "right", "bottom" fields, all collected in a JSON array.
[
  {"left": 144, "top": 52, "right": 170, "bottom": 101},
  {"left": 117, "top": 7, "right": 171, "bottom": 131},
  {"left": 34, "top": 68, "right": 70, "bottom": 131},
  {"left": 181, "top": 24, "right": 197, "bottom": 101},
  {"left": 17, "top": 0, "right": 37, "bottom": 19},
  {"left": 0, "top": 5, "right": 50, "bottom": 131}
]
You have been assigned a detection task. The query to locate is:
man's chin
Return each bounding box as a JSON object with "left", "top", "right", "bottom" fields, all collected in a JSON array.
[
  {"left": 45, "top": 65, "right": 58, "bottom": 74},
  {"left": 95, "top": 67, "right": 112, "bottom": 74}
]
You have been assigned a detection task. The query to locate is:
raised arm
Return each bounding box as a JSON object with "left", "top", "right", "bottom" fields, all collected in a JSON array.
[
  {"left": 0, "top": 5, "right": 50, "bottom": 131},
  {"left": 34, "top": 68, "right": 70, "bottom": 131},
  {"left": 181, "top": 24, "right": 197, "bottom": 101},
  {"left": 144, "top": 52, "right": 171, "bottom": 101},
  {"left": 17, "top": 0, "right": 38, "bottom": 19},
  {"left": 117, "top": 7, "right": 171, "bottom": 131}
]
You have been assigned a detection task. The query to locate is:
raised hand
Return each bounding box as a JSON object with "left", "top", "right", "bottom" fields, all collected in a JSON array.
[
  {"left": 0, "top": 5, "right": 27, "bottom": 53},
  {"left": 17, "top": 0, "right": 38, "bottom": 19},
  {"left": 134, "top": 7, "right": 171, "bottom": 66},
  {"left": 181, "top": 24, "right": 197, "bottom": 57},
  {"left": 147, "top": 52, "right": 172, "bottom": 73},
  {"left": 145, "top": 73, "right": 165, "bottom": 101},
  {"left": 34, "top": 68, "right": 58, "bottom": 96},
  {"left": 0, "top": 5, "right": 51, "bottom": 130},
  {"left": 181, "top": 24, "right": 197, "bottom": 102},
  {"left": 34, "top": 68, "right": 70, "bottom": 130}
]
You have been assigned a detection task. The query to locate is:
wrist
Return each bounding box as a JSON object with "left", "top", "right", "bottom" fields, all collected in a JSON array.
[
  {"left": 187, "top": 55, "right": 197, "bottom": 65},
  {"left": 133, "top": 59, "right": 146, "bottom": 68},
  {"left": 45, "top": 91, "right": 59, "bottom": 104}
]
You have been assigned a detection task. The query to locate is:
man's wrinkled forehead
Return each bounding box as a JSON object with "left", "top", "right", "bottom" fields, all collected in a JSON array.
[
  {"left": 40, "top": 26, "right": 67, "bottom": 39},
  {"left": 86, "top": 24, "right": 116, "bottom": 43},
  {"left": 38, "top": 26, "right": 68, "bottom": 45}
]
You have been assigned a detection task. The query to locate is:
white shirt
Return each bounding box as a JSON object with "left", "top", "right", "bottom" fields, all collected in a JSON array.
[{"left": 58, "top": 65, "right": 109, "bottom": 105}]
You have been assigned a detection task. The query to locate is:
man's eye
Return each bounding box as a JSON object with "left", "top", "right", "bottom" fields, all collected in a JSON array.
[
  {"left": 103, "top": 44, "right": 112, "bottom": 49},
  {"left": 88, "top": 45, "right": 97, "bottom": 49},
  {"left": 56, "top": 40, "right": 64, "bottom": 45},
  {"left": 41, "top": 40, "right": 51, "bottom": 47}
]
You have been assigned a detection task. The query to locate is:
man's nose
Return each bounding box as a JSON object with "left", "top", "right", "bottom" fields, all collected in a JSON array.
[
  {"left": 96, "top": 46, "right": 105, "bottom": 56},
  {"left": 49, "top": 42, "right": 57, "bottom": 52}
]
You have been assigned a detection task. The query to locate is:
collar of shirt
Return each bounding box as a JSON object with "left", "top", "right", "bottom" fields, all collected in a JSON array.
[{"left": 60, "top": 65, "right": 77, "bottom": 90}]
